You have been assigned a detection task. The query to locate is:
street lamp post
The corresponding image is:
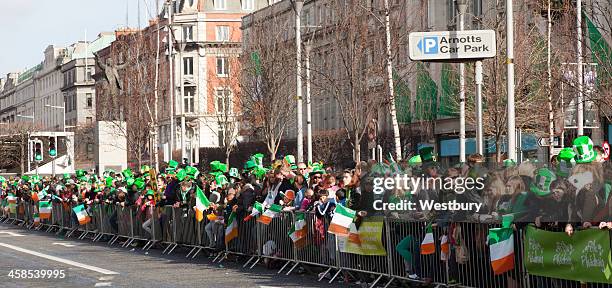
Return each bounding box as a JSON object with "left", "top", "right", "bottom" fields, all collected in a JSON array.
[
  {"left": 506, "top": 0, "right": 517, "bottom": 161},
  {"left": 294, "top": 0, "right": 304, "bottom": 163}
]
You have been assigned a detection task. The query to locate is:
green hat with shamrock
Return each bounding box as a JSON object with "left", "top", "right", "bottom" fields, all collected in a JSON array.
[
  {"left": 126, "top": 177, "right": 135, "bottom": 187},
  {"left": 573, "top": 136, "right": 597, "bottom": 164},
  {"left": 134, "top": 177, "right": 145, "bottom": 190},
  {"left": 530, "top": 168, "right": 557, "bottom": 197},
  {"left": 228, "top": 167, "right": 240, "bottom": 179},
  {"left": 176, "top": 169, "right": 187, "bottom": 182},
  {"left": 244, "top": 159, "right": 256, "bottom": 171},
  {"left": 252, "top": 153, "right": 264, "bottom": 167},
  {"left": 408, "top": 155, "right": 422, "bottom": 166},
  {"left": 284, "top": 155, "right": 297, "bottom": 169},
  {"left": 210, "top": 161, "right": 227, "bottom": 174},
  {"left": 185, "top": 166, "right": 199, "bottom": 179},
  {"left": 557, "top": 147, "right": 576, "bottom": 177}
]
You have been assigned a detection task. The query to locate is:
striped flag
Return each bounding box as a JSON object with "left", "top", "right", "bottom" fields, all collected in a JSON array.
[
  {"left": 195, "top": 186, "right": 210, "bottom": 222},
  {"left": 488, "top": 227, "right": 514, "bottom": 275},
  {"left": 328, "top": 204, "right": 355, "bottom": 236},
  {"left": 348, "top": 222, "right": 361, "bottom": 245},
  {"left": 31, "top": 191, "right": 40, "bottom": 202},
  {"left": 33, "top": 213, "right": 40, "bottom": 225},
  {"left": 73, "top": 204, "right": 90, "bottom": 225},
  {"left": 225, "top": 212, "right": 238, "bottom": 244},
  {"left": 7, "top": 193, "right": 16, "bottom": 204},
  {"left": 257, "top": 204, "right": 281, "bottom": 225},
  {"left": 420, "top": 223, "right": 435, "bottom": 255},
  {"left": 440, "top": 234, "right": 450, "bottom": 261},
  {"left": 39, "top": 201, "right": 52, "bottom": 219},
  {"left": 243, "top": 201, "right": 264, "bottom": 222},
  {"left": 288, "top": 213, "right": 308, "bottom": 249}
]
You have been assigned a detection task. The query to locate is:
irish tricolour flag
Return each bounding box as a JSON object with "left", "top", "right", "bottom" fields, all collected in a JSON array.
[
  {"left": 488, "top": 227, "right": 514, "bottom": 275},
  {"left": 328, "top": 204, "right": 355, "bottom": 236},
  {"left": 33, "top": 213, "right": 40, "bottom": 225},
  {"left": 195, "top": 186, "right": 210, "bottom": 222},
  {"left": 257, "top": 204, "right": 281, "bottom": 225},
  {"left": 420, "top": 223, "right": 435, "bottom": 255},
  {"left": 7, "top": 193, "right": 16, "bottom": 204},
  {"left": 243, "top": 201, "right": 264, "bottom": 222},
  {"left": 225, "top": 212, "right": 238, "bottom": 244},
  {"left": 73, "top": 204, "right": 90, "bottom": 225},
  {"left": 288, "top": 212, "right": 308, "bottom": 248},
  {"left": 39, "top": 201, "right": 52, "bottom": 219}
]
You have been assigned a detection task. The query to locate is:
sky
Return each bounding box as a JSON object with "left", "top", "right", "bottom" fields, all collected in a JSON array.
[{"left": 0, "top": 0, "right": 159, "bottom": 77}]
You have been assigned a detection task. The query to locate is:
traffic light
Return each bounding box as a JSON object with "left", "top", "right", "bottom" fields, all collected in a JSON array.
[
  {"left": 34, "top": 141, "right": 43, "bottom": 162},
  {"left": 48, "top": 136, "right": 57, "bottom": 158}
]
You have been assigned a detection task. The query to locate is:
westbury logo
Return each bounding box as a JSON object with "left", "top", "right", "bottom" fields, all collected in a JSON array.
[{"left": 417, "top": 36, "right": 439, "bottom": 54}]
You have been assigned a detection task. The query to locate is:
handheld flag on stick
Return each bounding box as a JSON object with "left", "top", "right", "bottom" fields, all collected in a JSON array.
[
  {"left": 288, "top": 212, "right": 308, "bottom": 249},
  {"left": 488, "top": 214, "right": 515, "bottom": 275},
  {"left": 73, "top": 204, "right": 90, "bottom": 225},
  {"left": 243, "top": 201, "right": 263, "bottom": 222},
  {"left": 328, "top": 204, "right": 356, "bottom": 236},
  {"left": 420, "top": 223, "right": 435, "bottom": 255},
  {"left": 225, "top": 212, "right": 238, "bottom": 244},
  {"left": 194, "top": 186, "right": 210, "bottom": 222},
  {"left": 39, "top": 201, "right": 52, "bottom": 219},
  {"left": 257, "top": 204, "right": 282, "bottom": 225}
]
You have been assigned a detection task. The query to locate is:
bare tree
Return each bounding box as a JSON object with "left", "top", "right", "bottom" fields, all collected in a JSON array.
[
  {"left": 0, "top": 122, "right": 40, "bottom": 174},
  {"left": 240, "top": 11, "right": 296, "bottom": 161}
]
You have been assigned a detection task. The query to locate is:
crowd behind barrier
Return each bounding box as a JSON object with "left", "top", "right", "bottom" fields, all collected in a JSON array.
[
  {"left": 1, "top": 200, "right": 612, "bottom": 288},
  {"left": 0, "top": 135, "right": 611, "bottom": 287}
]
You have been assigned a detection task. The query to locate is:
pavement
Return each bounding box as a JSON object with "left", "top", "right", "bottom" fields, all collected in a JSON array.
[{"left": 0, "top": 223, "right": 348, "bottom": 288}]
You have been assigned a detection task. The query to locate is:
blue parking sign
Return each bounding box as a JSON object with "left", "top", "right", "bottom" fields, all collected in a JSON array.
[{"left": 422, "top": 37, "right": 438, "bottom": 54}]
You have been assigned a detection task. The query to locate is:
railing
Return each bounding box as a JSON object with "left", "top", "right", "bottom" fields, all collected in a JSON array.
[{"left": 1, "top": 201, "right": 611, "bottom": 288}]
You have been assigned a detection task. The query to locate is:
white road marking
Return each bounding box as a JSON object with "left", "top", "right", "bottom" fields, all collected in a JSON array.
[
  {"left": 0, "top": 242, "right": 119, "bottom": 275},
  {"left": 52, "top": 242, "right": 76, "bottom": 247},
  {"left": 98, "top": 276, "right": 115, "bottom": 281},
  {"left": 95, "top": 283, "right": 113, "bottom": 287},
  {"left": 0, "top": 231, "right": 25, "bottom": 237}
]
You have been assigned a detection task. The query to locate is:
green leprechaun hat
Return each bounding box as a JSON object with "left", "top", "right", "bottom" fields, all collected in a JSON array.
[
  {"left": 503, "top": 159, "right": 516, "bottom": 167},
  {"left": 284, "top": 155, "right": 297, "bottom": 170},
  {"left": 134, "top": 177, "right": 146, "bottom": 190},
  {"left": 176, "top": 169, "right": 187, "bottom": 182},
  {"left": 252, "top": 153, "right": 264, "bottom": 167},
  {"left": 557, "top": 147, "right": 576, "bottom": 177},
  {"left": 210, "top": 161, "right": 227, "bottom": 174},
  {"left": 215, "top": 174, "right": 229, "bottom": 186},
  {"left": 530, "top": 168, "right": 557, "bottom": 197},
  {"left": 185, "top": 166, "right": 199, "bottom": 179},
  {"left": 166, "top": 160, "right": 179, "bottom": 173},
  {"left": 145, "top": 189, "right": 155, "bottom": 196},
  {"left": 244, "top": 159, "right": 256, "bottom": 171},
  {"left": 573, "top": 136, "right": 597, "bottom": 164},
  {"left": 122, "top": 168, "right": 134, "bottom": 179},
  {"left": 419, "top": 146, "right": 435, "bottom": 162}
]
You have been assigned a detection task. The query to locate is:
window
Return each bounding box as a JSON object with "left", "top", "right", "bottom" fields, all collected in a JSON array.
[
  {"left": 183, "top": 87, "right": 195, "bottom": 113},
  {"left": 215, "top": 26, "right": 229, "bottom": 41},
  {"left": 183, "top": 57, "right": 194, "bottom": 75},
  {"left": 86, "top": 93, "right": 93, "bottom": 108},
  {"left": 183, "top": 25, "right": 193, "bottom": 41},
  {"left": 86, "top": 117, "right": 93, "bottom": 124},
  {"left": 215, "top": 89, "right": 231, "bottom": 114},
  {"left": 86, "top": 68, "right": 92, "bottom": 81},
  {"left": 87, "top": 143, "right": 94, "bottom": 157},
  {"left": 214, "top": 0, "right": 226, "bottom": 10},
  {"left": 218, "top": 123, "right": 226, "bottom": 146},
  {"left": 216, "top": 57, "right": 228, "bottom": 76},
  {"left": 242, "top": 0, "right": 254, "bottom": 10}
]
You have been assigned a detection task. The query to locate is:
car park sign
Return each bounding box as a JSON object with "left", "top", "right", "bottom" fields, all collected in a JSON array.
[{"left": 409, "top": 30, "right": 496, "bottom": 61}]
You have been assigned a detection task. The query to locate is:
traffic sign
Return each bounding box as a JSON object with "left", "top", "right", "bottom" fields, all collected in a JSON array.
[{"left": 409, "top": 30, "right": 496, "bottom": 61}]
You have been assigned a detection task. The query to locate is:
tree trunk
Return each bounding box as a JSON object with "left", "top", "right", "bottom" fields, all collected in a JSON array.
[
  {"left": 20, "top": 134, "right": 25, "bottom": 174},
  {"left": 225, "top": 152, "right": 230, "bottom": 172},
  {"left": 495, "top": 136, "right": 502, "bottom": 162},
  {"left": 353, "top": 131, "right": 361, "bottom": 163}
]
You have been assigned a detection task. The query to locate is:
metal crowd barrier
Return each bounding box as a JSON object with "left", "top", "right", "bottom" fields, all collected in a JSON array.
[{"left": 3, "top": 200, "right": 612, "bottom": 288}]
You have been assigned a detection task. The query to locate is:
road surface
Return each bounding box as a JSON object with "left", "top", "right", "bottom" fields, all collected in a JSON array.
[{"left": 0, "top": 223, "right": 346, "bottom": 288}]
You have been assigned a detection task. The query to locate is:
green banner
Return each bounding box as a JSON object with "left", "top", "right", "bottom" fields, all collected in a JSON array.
[{"left": 524, "top": 225, "right": 612, "bottom": 284}]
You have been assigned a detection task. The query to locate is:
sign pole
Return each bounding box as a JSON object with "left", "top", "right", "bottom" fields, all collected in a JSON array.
[
  {"left": 506, "top": 0, "right": 517, "bottom": 161},
  {"left": 457, "top": 0, "right": 467, "bottom": 163},
  {"left": 576, "top": 0, "right": 584, "bottom": 136},
  {"left": 475, "top": 61, "right": 484, "bottom": 155}
]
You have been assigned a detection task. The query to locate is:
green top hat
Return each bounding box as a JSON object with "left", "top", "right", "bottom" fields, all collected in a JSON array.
[
  {"left": 284, "top": 155, "right": 297, "bottom": 169},
  {"left": 145, "top": 189, "right": 155, "bottom": 196},
  {"left": 408, "top": 155, "right": 422, "bottom": 166},
  {"left": 503, "top": 159, "right": 516, "bottom": 167},
  {"left": 21, "top": 175, "right": 30, "bottom": 182},
  {"left": 557, "top": 147, "right": 576, "bottom": 177},
  {"left": 228, "top": 167, "right": 240, "bottom": 179},
  {"left": 210, "top": 161, "right": 227, "bottom": 173},
  {"left": 252, "top": 166, "right": 268, "bottom": 180},
  {"left": 530, "top": 168, "right": 557, "bottom": 197},
  {"left": 176, "top": 169, "right": 187, "bottom": 182},
  {"left": 573, "top": 136, "right": 597, "bottom": 164},
  {"left": 122, "top": 168, "right": 134, "bottom": 179},
  {"left": 105, "top": 177, "right": 114, "bottom": 188},
  {"left": 419, "top": 146, "right": 435, "bottom": 162},
  {"left": 185, "top": 166, "right": 199, "bottom": 179},
  {"left": 76, "top": 169, "right": 86, "bottom": 178},
  {"left": 244, "top": 159, "right": 257, "bottom": 171},
  {"left": 126, "top": 177, "right": 135, "bottom": 187},
  {"left": 134, "top": 178, "right": 145, "bottom": 190},
  {"left": 168, "top": 160, "right": 179, "bottom": 170},
  {"left": 215, "top": 174, "right": 228, "bottom": 186},
  {"left": 252, "top": 153, "right": 264, "bottom": 167}
]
